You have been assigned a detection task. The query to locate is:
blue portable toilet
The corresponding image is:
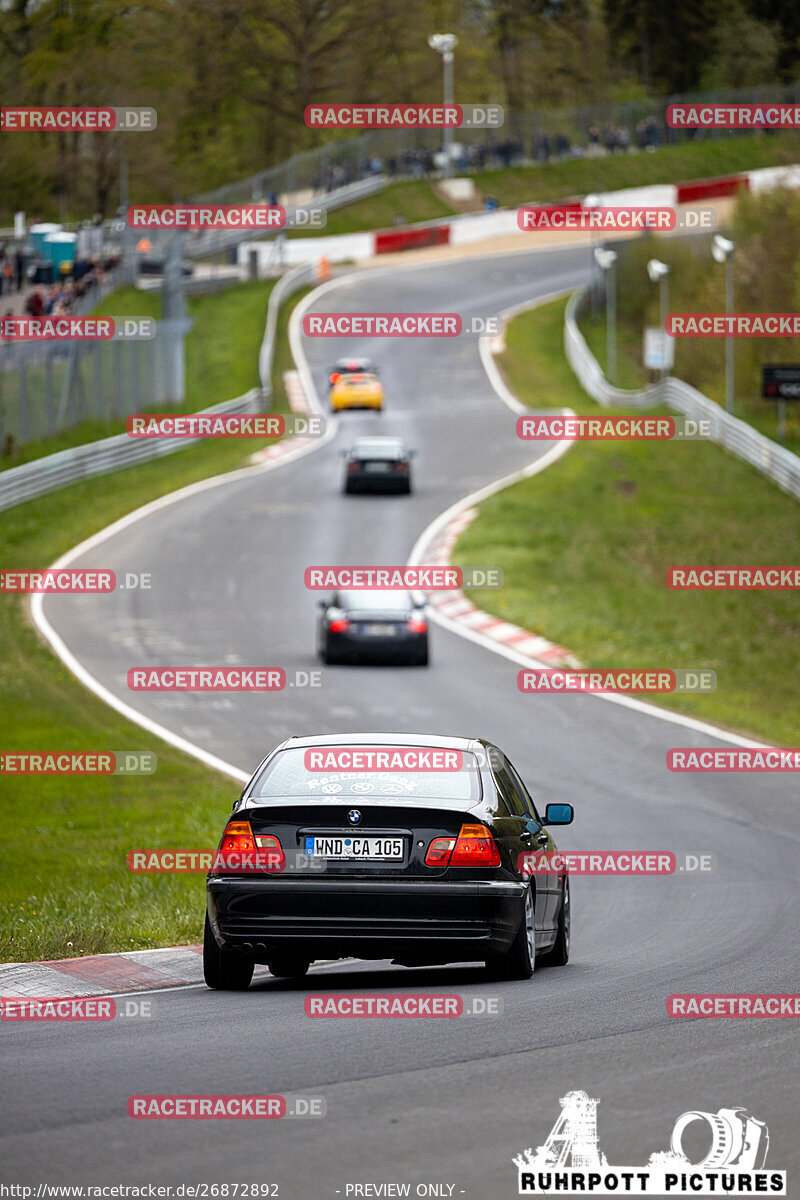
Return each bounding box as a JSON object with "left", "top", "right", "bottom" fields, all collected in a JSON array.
[
  {"left": 29, "top": 223, "right": 62, "bottom": 256},
  {"left": 44, "top": 232, "right": 77, "bottom": 270}
]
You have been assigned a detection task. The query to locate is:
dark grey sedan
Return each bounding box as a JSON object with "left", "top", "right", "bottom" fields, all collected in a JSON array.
[
  {"left": 342, "top": 436, "right": 415, "bottom": 494},
  {"left": 317, "top": 590, "right": 429, "bottom": 665}
]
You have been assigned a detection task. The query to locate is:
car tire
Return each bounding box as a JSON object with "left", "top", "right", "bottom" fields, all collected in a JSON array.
[
  {"left": 320, "top": 640, "right": 340, "bottom": 665},
  {"left": 344, "top": 481, "right": 355, "bottom": 494},
  {"left": 537, "top": 877, "right": 570, "bottom": 968},
  {"left": 485, "top": 885, "right": 535, "bottom": 980},
  {"left": 203, "top": 914, "right": 254, "bottom": 990},
  {"left": 414, "top": 646, "right": 429, "bottom": 666},
  {"left": 268, "top": 958, "right": 311, "bottom": 979}
]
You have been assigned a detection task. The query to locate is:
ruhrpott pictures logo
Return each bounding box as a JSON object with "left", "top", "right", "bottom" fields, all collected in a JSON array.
[{"left": 514, "top": 1091, "right": 785, "bottom": 1195}]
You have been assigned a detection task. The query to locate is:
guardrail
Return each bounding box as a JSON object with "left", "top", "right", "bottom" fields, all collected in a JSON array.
[
  {"left": 563, "top": 288, "right": 800, "bottom": 501},
  {"left": 171, "top": 177, "right": 386, "bottom": 262},
  {"left": 0, "top": 261, "right": 319, "bottom": 513},
  {"left": 258, "top": 261, "right": 317, "bottom": 390}
]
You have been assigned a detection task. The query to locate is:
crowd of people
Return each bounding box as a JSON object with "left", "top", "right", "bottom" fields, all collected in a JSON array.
[
  {"left": 19, "top": 259, "right": 112, "bottom": 318},
  {"left": 0, "top": 252, "right": 118, "bottom": 345},
  {"left": 311, "top": 116, "right": 667, "bottom": 191}
]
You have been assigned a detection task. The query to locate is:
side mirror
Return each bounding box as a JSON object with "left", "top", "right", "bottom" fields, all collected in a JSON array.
[
  {"left": 340, "top": 449, "right": 348, "bottom": 458},
  {"left": 408, "top": 449, "right": 417, "bottom": 459},
  {"left": 317, "top": 599, "right": 328, "bottom": 610},
  {"left": 543, "top": 803, "right": 573, "bottom": 825}
]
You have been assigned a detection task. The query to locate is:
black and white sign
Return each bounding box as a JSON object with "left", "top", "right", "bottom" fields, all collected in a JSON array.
[{"left": 762, "top": 365, "right": 800, "bottom": 400}]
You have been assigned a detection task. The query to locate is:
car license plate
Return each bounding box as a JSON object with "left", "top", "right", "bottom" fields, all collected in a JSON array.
[
  {"left": 362, "top": 623, "right": 396, "bottom": 635},
  {"left": 364, "top": 462, "right": 391, "bottom": 472},
  {"left": 304, "top": 836, "right": 404, "bottom": 860}
]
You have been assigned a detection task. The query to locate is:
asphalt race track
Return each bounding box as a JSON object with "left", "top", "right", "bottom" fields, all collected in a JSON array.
[{"left": 4, "top": 245, "right": 799, "bottom": 1192}]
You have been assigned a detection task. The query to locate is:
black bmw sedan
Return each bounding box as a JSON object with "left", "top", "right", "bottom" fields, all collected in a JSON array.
[
  {"left": 317, "top": 590, "right": 429, "bottom": 665},
  {"left": 203, "top": 733, "right": 573, "bottom": 989},
  {"left": 341, "top": 436, "right": 415, "bottom": 494}
]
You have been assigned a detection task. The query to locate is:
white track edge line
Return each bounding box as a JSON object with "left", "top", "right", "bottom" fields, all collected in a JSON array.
[
  {"left": 29, "top": 282, "right": 341, "bottom": 784},
  {"left": 408, "top": 290, "right": 767, "bottom": 750},
  {"left": 29, "top": 258, "right": 766, "bottom": 796}
]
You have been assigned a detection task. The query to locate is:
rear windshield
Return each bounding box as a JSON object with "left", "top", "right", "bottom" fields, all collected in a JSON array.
[
  {"left": 338, "top": 361, "right": 376, "bottom": 374},
  {"left": 337, "top": 590, "right": 414, "bottom": 611},
  {"left": 352, "top": 442, "right": 402, "bottom": 459},
  {"left": 251, "top": 746, "right": 482, "bottom": 802}
]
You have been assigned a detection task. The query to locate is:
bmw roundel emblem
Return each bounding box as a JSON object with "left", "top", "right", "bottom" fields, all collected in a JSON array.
[{"left": 348, "top": 809, "right": 362, "bottom": 825}]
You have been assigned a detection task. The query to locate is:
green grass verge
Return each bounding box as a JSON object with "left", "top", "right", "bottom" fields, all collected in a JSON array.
[
  {"left": 0, "top": 285, "right": 313, "bottom": 963},
  {"left": 289, "top": 133, "right": 800, "bottom": 238},
  {"left": 452, "top": 297, "right": 800, "bottom": 745},
  {"left": 291, "top": 179, "right": 456, "bottom": 237},
  {"left": 1, "top": 280, "right": 271, "bottom": 470},
  {"left": 469, "top": 134, "right": 800, "bottom": 207},
  {"left": 580, "top": 303, "right": 649, "bottom": 391}
]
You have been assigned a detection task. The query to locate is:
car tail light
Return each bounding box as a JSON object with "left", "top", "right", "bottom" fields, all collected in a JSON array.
[
  {"left": 329, "top": 372, "right": 341, "bottom": 385},
  {"left": 254, "top": 834, "right": 285, "bottom": 871},
  {"left": 451, "top": 824, "right": 501, "bottom": 867},
  {"left": 329, "top": 617, "right": 349, "bottom": 633},
  {"left": 395, "top": 461, "right": 410, "bottom": 472},
  {"left": 407, "top": 617, "right": 427, "bottom": 634},
  {"left": 425, "top": 837, "right": 456, "bottom": 866},
  {"left": 219, "top": 820, "right": 256, "bottom": 855},
  {"left": 346, "top": 461, "right": 359, "bottom": 472},
  {"left": 425, "top": 824, "right": 500, "bottom": 868},
  {"left": 214, "top": 821, "right": 284, "bottom": 872}
]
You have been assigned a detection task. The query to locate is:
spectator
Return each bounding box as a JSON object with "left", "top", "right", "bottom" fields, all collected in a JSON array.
[
  {"left": 24, "top": 287, "right": 44, "bottom": 317},
  {"left": 14, "top": 248, "right": 25, "bottom": 291}
]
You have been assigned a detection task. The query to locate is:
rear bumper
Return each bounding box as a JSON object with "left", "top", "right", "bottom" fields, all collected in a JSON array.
[
  {"left": 345, "top": 471, "right": 409, "bottom": 492},
  {"left": 207, "top": 878, "right": 525, "bottom": 963},
  {"left": 326, "top": 630, "right": 426, "bottom": 663},
  {"left": 331, "top": 397, "right": 383, "bottom": 411}
]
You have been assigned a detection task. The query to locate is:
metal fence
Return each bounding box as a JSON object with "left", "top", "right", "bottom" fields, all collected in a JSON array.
[
  {"left": 0, "top": 261, "right": 318, "bottom": 513},
  {"left": 0, "top": 322, "right": 182, "bottom": 450},
  {"left": 564, "top": 289, "right": 800, "bottom": 501},
  {"left": 192, "top": 81, "right": 800, "bottom": 207},
  {"left": 176, "top": 176, "right": 386, "bottom": 262}
]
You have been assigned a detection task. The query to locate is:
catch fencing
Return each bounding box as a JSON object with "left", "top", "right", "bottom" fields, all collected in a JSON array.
[
  {"left": 0, "top": 326, "right": 178, "bottom": 449},
  {"left": 192, "top": 81, "right": 800, "bottom": 208},
  {"left": 0, "top": 261, "right": 318, "bottom": 513}
]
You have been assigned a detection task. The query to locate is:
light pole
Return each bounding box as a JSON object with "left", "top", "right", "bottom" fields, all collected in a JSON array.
[
  {"left": 595, "top": 247, "right": 617, "bottom": 384},
  {"left": 585, "top": 193, "right": 600, "bottom": 313},
  {"left": 711, "top": 234, "right": 735, "bottom": 415},
  {"left": 647, "top": 257, "right": 671, "bottom": 396},
  {"left": 428, "top": 34, "right": 458, "bottom": 178}
]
